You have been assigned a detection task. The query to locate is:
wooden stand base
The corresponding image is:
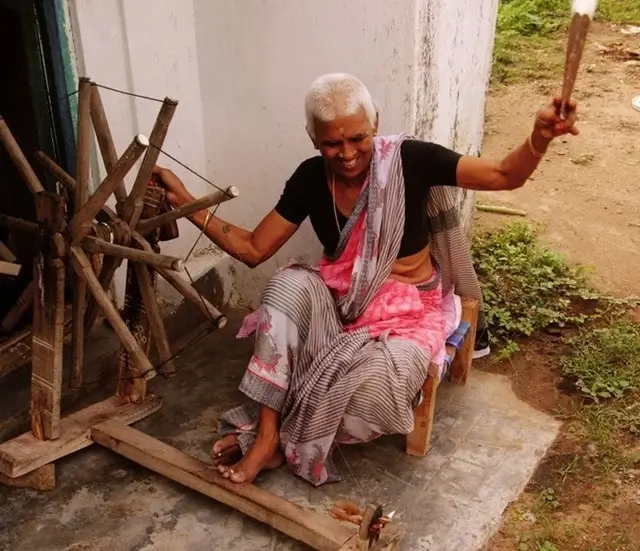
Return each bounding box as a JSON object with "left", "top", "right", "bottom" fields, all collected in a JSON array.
[
  {"left": 0, "top": 395, "right": 161, "bottom": 480},
  {"left": 0, "top": 463, "right": 55, "bottom": 491},
  {"left": 92, "top": 421, "right": 401, "bottom": 551}
]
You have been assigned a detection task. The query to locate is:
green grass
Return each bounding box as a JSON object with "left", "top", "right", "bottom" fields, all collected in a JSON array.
[
  {"left": 562, "top": 323, "right": 640, "bottom": 402},
  {"left": 471, "top": 222, "right": 595, "bottom": 357},
  {"left": 476, "top": 223, "right": 640, "bottom": 551},
  {"left": 473, "top": 222, "right": 640, "bottom": 469},
  {"left": 563, "top": 323, "right": 640, "bottom": 476},
  {"left": 492, "top": 0, "right": 640, "bottom": 84}
]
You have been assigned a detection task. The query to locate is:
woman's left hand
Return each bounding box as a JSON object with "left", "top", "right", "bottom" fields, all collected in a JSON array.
[{"left": 534, "top": 96, "right": 579, "bottom": 140}]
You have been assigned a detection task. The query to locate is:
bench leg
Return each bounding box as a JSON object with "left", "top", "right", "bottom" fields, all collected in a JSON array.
[
  {"left": 406, "top": 376, "right": 438, "bottom": 457},
  {"left": 450, "top": 298, "right": 479, "bottom": 386}
]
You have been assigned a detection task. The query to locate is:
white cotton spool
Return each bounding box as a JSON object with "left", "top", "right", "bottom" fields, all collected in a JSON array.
[{"left": 572, "top": 0, "right": 598, "bottom": 18}]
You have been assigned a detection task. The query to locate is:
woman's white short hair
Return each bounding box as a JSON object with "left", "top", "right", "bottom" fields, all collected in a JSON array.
[{"left": 304, "top": 73, "right": 377, "bottom": 141}]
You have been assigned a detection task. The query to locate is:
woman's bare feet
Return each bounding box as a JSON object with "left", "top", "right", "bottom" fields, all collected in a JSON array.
[
  {"left": 211, "top": 435, "right": 242, "bottom": 467},
  {"left": 217, "top": 432, "right": 284, "bottom": 484}
]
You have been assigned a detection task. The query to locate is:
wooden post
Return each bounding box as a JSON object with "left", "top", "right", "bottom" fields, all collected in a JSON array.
[
  {"left": 89, "top": 83, "right": 127, "bottom": 203},
  {"left": 66, "top": 134, "right": 149, "bottom": 245},
  {"left": 114, "top": 187, "right": 167, "bottom": 398},
  {"left": 137, "top": 187, "right": 239, "bottom": 236},
  {"left": 0, "top": 116, "right": 45, "bottom": 195},
  {"left": 130, "top": 231, "right": 176, "bottom": 375},
  {"left": 70, "top": 247, "right": 156, "bottom": 403},
  {"left": 70, "top": 77, "right": 92, "bottom": 391},
  {"left": 406, "top": 376, "right": 439, "bottom": 457},
  {"left": 450, "top": 298, "right": 479, "bottom": 386},
  {"left": 121, "top": 98, "right": 178, "bottom": 229},
  {"left": 31, "top": 192, "right": 67, "bottom": 440}
]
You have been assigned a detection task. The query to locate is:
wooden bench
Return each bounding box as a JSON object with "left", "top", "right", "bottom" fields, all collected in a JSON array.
[{"left": 406, "top": 297, "right": 479, "bottom": 456}]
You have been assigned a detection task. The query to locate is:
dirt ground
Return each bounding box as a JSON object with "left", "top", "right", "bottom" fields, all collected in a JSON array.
[
  {"left": 479, "top": 23, "right": 640, "bottom": 551},
  {"left": 479, "top": 22, "right": 640, "bottom": 298}
]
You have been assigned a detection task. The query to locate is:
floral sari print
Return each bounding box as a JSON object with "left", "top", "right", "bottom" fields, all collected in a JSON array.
[{"left": 219, "top": 134, "right": 458, "bottom": 486}]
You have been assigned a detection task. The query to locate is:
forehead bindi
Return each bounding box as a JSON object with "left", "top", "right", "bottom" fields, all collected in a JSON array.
[{"left": 317, "top": 113, "right": 371, "bottom": 142}]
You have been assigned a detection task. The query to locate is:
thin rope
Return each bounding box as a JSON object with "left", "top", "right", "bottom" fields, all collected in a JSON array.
[
  {"left": 68, "top": 321, "right": 217, "bottom": 390},
  {"left": 94, "top": 83, "right": 165, "bottom": 103},
  {"left": 150, "top": 144, "right": 233, "bottom": 197}
]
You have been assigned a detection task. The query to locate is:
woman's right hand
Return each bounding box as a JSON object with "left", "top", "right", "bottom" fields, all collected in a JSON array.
[{"left": 153, "top": 166, "right": 193, "bottom": 208}]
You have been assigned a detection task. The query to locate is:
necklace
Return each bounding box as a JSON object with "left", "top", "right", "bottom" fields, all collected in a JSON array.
[{"left": 331, "top": 172, "right": 341, "bottom": 234}]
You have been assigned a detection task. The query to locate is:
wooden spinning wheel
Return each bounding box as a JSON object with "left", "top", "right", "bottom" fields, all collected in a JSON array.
[{"left": 0, "top": 76, "right": 237, "bottom": 479}]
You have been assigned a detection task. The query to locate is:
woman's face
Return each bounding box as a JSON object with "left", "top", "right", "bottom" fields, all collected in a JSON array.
[{"left": 313, "top": 108, "right": 378, "bottom": 182}]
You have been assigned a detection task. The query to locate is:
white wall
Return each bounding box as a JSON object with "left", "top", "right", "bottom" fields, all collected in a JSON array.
[{"left": 67, "top": 0, "right": 498, "bottom": 307}]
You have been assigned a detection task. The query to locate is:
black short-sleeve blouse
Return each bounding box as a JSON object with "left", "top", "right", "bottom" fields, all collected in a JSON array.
[{"left": 274, "top": 139, "right": 461, "bottom": 258}]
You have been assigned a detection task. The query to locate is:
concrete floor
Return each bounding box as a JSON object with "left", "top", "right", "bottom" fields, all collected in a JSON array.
[{"left": 0, "top": 311, "right": 560, "bottom": 551}]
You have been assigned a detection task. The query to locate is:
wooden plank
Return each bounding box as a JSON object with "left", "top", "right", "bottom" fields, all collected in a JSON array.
[
  {"left": 91, "top": 422, "right": 355, "bottom": 551},
  {"left": 89, "top": 83, "right": 127, "bottom": 203},
  {"left": 137, "top": 187, "right": 239, "bottom": 236},
  {"left": 450, "top": 298, "right": 479, "bottom": 386},
  {"left": 0, "top": 395, "right": 162, "bottom": 478},
  {"left": 70, "top": 247, "right": 154, "bottom": 403},
  {"left": 1, "top": 281, "right": 35, "bottom": 332},
  {"left": 0, "top": 260, "right": 21, "bottom": 277},
  {"left": 30, "top": 192, "right": 67, "bottom": 440},
  {"left": 0, "top": 116, "right": 45, "bottom": 195},
  {"left": 122, "top": 97, "right": 178, "bottom": 229}
]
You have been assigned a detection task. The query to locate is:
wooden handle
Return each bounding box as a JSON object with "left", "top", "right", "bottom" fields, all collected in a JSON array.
[
  {"left": 82, "top": 235, "right": 184, "bottom": 272},
  {"left": 137, "top": 187, "right": 239, "bottom": 236}
]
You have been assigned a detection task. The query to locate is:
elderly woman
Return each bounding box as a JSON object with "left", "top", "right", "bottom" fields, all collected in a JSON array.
[{"left": 154, "top": 73, "right": 578, "bottom": 486}]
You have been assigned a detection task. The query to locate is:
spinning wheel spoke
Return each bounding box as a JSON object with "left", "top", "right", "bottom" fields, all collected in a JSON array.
[
  {"left": 89, "top": 83, "right": 127, "bottom": 203},
  {"left": 69, "top": 77, "right": 92, "bottom": 389}
]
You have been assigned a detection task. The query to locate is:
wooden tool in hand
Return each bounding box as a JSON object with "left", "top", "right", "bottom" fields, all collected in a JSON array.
[{"left": 560, "top": 0, "right": 598, "bottom": 119}]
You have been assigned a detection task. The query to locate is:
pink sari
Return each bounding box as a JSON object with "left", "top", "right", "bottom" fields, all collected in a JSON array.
[{"left": 220, "top": 135, "right": 455, "bottom": 485}]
